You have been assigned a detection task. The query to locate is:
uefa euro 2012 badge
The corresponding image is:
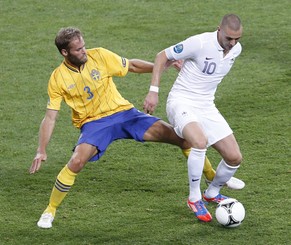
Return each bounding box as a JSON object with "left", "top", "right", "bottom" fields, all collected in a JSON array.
[{"left": 174, "top": 44, "right": 183, "bottom": 54}]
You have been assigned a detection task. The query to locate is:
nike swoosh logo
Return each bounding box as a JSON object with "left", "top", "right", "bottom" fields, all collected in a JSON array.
[{"left": 192, "top": 178, "right": 200, "bottom": 182}]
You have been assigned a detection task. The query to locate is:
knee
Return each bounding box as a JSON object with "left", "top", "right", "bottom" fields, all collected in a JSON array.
[
  {"left": 182, "top": 126, "right": 207, "bottom": 150},
  {"left": 68, "top": 157, "right": 86, "bottom": 173},
  {"left": 225, "top": 152, "right": 243, "bottom": 167},
  {"left": 192, "top": 142, "right": 207, "bottom": 150},
  {"left": 189, "top": 137, "right": 207, "bottom": 150}
]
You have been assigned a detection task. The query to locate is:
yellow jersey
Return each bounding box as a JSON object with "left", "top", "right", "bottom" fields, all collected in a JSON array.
[{"left": 47, "top": 48, "right": 134, "bottom": 128}]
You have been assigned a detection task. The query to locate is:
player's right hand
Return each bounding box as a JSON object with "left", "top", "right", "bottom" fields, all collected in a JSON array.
[{"left": 29, "top": 152, "right": 47, "bottom": 174}]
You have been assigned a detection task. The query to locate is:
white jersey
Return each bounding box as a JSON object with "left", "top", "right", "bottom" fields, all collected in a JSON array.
[{"left": 165, "top": 31, "right": 242, "bottom": 109}]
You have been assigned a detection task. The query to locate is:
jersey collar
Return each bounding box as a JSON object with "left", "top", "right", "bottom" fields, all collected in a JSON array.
[{"left": 63, "top": 60, "right": 85, "bottom": 73}]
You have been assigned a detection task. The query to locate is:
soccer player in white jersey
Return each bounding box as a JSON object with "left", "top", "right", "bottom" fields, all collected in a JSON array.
[{"left": 144, "top": 14, "right": 244, "bottom": 222}]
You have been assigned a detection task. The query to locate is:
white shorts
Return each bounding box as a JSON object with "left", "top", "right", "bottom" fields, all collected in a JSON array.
[{"left": 166, "top": 100, "right": 233, "bottom": 147}]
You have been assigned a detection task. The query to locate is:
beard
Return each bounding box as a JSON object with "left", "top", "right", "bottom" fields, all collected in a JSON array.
[
  {"left": 222, "top": 43, "right": 234, "bottom": 53},
  {"left": 67, "top": 53, "right": 88, "bottom": 67}
]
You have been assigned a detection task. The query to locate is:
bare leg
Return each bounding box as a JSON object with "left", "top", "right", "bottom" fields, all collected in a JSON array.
[{"left": 205, "top": 134, "right": 242, "bottom": 198}]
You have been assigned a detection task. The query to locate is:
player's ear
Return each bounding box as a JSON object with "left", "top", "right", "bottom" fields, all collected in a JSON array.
[{"left": 61, "top": 49, "right": 68, "bottom": 57}]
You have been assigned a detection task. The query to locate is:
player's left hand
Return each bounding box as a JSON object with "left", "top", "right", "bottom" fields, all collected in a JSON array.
[
  {"left": 164, "top": 59, "right": 184, "bottom": 71},
  {"left": 143, "top": 91, "right": 159, "bottom": 114}
]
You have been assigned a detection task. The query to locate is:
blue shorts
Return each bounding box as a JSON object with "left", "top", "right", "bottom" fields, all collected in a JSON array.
[{"left": 76, "top": 108, "right": 160, "bottom": 161}]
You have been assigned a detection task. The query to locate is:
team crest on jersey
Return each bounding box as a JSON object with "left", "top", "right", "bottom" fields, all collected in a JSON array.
[
  {"left": 90, "top": 69, "right": 100, "bottom": 80},
  {"left": 173, "top": 44, "right": 183, "bottom": 54}
]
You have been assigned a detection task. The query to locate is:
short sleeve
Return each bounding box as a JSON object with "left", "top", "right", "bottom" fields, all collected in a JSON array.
[
  {"left": 94, "top": 48, "right": 129, "bottom": 77},
  {"left": 46, "top": 72, "right": 62, "bottom": 111},
  {"left": 165, "top": 36, "right": 202, "bottom": 61}
]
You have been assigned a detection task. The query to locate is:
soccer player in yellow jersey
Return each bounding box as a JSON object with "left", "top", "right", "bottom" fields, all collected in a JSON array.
[{"left": 29, "top": 27, "right": 243, "bottom": 228}]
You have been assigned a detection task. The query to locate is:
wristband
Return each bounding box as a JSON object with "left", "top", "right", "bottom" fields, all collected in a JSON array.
[{"left": 149, "top": 85, "right": 159, "bottom": 93}]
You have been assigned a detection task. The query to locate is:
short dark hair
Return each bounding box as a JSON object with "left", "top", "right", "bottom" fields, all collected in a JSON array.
[
  {"left": 220, "top": 14, "right": 242, "bottom": 31},
  {"left": 55, "top": 27, "right": 82, "bottom": 53}
]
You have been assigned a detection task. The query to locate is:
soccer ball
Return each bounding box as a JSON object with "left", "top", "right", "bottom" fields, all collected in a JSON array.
[{"left": 215, "top": 198, "right": 245, "bottom": 228}]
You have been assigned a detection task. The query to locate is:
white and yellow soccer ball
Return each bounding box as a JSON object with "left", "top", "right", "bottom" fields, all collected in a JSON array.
[{"left": 215, "top": 198, "right": 245, "bottom": 228}]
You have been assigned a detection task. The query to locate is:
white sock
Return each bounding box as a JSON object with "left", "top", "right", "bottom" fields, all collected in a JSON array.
[
  {"left": 188, "top": 148, "right": 206, "bottom": 202},
  {"left": 204, "top": 159, "right": 239, "bottom": 198}
]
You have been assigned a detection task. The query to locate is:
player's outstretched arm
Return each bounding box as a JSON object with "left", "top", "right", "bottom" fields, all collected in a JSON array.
[
  {"left": 143, "top": 50, "right": 169, "bottom": 114},
  {"left": 128, "top": 59, "right": 154, "bottom": 73},
  {"left": 29, "top": 109, "right": 58, "bottom": 174}
]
